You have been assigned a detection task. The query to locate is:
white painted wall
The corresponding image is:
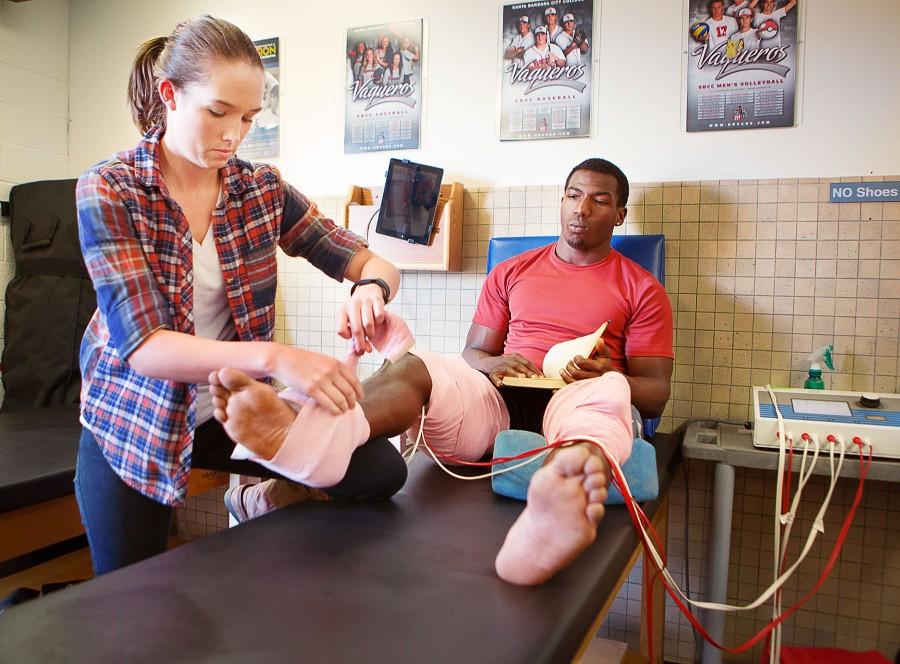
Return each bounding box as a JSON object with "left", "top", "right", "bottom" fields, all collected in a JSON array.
[
  {"left": 0, "top": 0, "right": 70, "bottom": 387},
  {"left": 67, "top": 0, "right": 900, "bottom": 196},
  {"left": 0, "top": 0, "right": 70, "bottom": 202}
]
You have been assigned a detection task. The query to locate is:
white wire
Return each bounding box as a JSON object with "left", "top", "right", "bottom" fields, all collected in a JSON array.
[
  {"left": 574, "top": 427, "right": 851, "bottom": 616},
  {"left": 769, "top": 385, "right": 787, "bottom": 663},
  {"left": 403, "top": 390, "right": 865, "bottom": 633},
  {"left": 772, "top": 431, "right": 819, "bottom": 658},
  {"left": 402, "top": 406, "right": 550, "bottom": 480}
]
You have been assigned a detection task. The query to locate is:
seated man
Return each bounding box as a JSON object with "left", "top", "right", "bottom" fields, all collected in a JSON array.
[{"left": 211, "top": 158, "right": 674, "bottom": 585}]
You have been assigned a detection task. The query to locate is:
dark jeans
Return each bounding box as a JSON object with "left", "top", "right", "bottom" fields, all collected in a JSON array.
[{"left": 74, "top": 419, "right": 407, "bottom": 576}]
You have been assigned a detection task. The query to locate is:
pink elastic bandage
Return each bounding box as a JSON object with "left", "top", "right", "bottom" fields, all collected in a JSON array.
[
  {"left": 542, "top": 371, "right": 634, "bottom": 465},
  {"left": 230, "top": 310, "right": 415, "bottom": 487}
]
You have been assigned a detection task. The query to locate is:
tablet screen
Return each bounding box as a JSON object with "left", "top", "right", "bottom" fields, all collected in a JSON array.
[{"left": 375, "top": 159, "right": 444, "bottom": 245}]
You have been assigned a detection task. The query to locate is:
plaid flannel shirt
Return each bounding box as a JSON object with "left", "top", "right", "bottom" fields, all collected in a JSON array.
[{"left": 77, "top": 127, "right": 366, "bottom": 505}]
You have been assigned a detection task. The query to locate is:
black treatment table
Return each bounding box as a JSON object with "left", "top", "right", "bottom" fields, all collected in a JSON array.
[
  {"left": 0, "top": 432, "right": 681, "bottom": 663},
  {"left": 0, "top": 407, "right": 84, "bottom": 565}
]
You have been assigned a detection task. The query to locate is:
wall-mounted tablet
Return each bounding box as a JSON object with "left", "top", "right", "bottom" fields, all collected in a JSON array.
[{"left": 375, "top": 158, "right": 444, "bottom": 245}]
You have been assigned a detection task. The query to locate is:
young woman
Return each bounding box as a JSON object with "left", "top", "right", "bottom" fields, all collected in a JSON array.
[
  {"left": 357, "top": 47, "right": 380, "bottom": 85},
  {"left": 373, "top": 35, "right": 392, "bottom": 69},
  {"left": 383, "top": 52, "right": 405, "bottom": 85},
  {"left": 75, "top": 15, "right": 406, "bottom": 575}
]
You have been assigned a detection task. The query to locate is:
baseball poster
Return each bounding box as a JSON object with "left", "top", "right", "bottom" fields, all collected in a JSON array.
[
  {"left": 499, "top": 0, "right": 593, "bottom": 141},
  {"left": 344, "top": 19, "right": 424, "bottom": 154},
  {"left": 238, "top": 37, "right": 280, "bottom": 160},
  {"left": 686, "top": 0, "right": 799, "bottom": 132}
]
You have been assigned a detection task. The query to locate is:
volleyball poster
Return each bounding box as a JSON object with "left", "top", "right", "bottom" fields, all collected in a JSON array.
[
  {"left": 686, "top": 0, "right": 799, "bottom": 132},
  {"left": 498, "top": 0, "right": 593, "bottom": 141}
]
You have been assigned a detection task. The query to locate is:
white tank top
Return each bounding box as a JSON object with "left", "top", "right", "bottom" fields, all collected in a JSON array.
[{"left": 192, "top": 216, "right": 236, "bottom": 425}]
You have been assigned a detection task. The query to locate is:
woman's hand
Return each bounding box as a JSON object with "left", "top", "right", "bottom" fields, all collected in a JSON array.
[
  {"left": 272, "top": 346, "right": 363, "bottom": 415},
  {"left": 337, "top": 283, "right": 387, "bottom": 355}
]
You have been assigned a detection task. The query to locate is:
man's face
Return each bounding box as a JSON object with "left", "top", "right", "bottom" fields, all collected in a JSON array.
[
  {"left": 547, "top": 13, "right": 558, "bottom": 26},
  {"left": 559, "top": 170, "right": 626, "bottom": 252},
  {"left": 564, "top": 19, "right": 575, "bottom": 34},
  {"left": 738, "top": 14, "right": 752, "bottom": 29},
  {"left": 518, "top": 20, "right": 529, "bottom": 35},
  {"left": 536, "top": 31, "right": 548, "bottom": 45},
  {"left": 710, "top": 1, "right": 725, "bottom": 19}
]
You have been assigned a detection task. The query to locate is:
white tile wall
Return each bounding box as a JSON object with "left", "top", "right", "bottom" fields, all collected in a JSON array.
[{"left": 0, "top": 0, "right": 71, "bottom": 404}]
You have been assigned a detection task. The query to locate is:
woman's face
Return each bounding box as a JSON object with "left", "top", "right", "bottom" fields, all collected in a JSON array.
[
  {"left": 356, "top": 42, "right": 365, "bottom": 54},
  {"left": 391, "top": 52, "right": 402, "bottom": 68},
  {"left": 364, "top": 48, "right": 375, "bottom": 65},
  {"left": 161, "top": 58, "right": 265, "bottom": 170},
  {"left": 380, "top": 36, "right": 389, "bottom": 49}
]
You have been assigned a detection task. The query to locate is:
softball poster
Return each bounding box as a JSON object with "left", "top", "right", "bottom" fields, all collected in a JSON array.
[{"left": 344, "top": 19, "right": 423, "bottom": 154}]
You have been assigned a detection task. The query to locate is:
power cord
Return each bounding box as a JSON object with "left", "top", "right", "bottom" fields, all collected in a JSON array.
[{"left": 365, "top": 207, "right": 380, "bottom": 242}]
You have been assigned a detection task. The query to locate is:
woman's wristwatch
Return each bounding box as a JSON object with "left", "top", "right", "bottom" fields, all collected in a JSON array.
[{"left": 350, "top": 277, "right": 391, "bottom": 302}]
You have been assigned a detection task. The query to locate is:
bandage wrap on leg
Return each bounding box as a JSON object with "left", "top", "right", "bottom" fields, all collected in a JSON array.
[
  {"left": 229, "top": 312, "right": 414, "bottom": 488},
  {"left": 492, "top": 372, "right": 658, "bottom": 503},
  {"left": 231, "top": 398, "right": 371, "bottom": 488}
]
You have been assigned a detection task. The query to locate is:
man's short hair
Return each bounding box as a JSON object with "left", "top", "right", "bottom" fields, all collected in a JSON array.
[{"left": 564, "top": 158, "right": 630, "bottom": 207}]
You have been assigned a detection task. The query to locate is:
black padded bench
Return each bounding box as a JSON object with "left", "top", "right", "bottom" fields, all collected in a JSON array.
[
  {"left": 0, "top": 432, "right": 680, "bottom": 663},
  {"left": 0, "top": 407, "right": 83, "bottom": 567}
]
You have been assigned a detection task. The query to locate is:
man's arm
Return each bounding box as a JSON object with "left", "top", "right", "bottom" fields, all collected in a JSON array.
[
  {"left": 462, "top": 322, "right": 541, "bottom": 387},
  {"left": 620, "top": 356, "right": 672, "bottom": 419}
]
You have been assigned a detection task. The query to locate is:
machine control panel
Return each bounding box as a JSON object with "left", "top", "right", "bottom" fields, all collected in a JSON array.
[{"left": 753, "top": 387, "right": 900, "bottom": 459}]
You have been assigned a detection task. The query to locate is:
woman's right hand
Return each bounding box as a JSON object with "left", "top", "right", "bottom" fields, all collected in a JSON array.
[{"left": 271, "top": 346, "right": 364, "bottom": 415}]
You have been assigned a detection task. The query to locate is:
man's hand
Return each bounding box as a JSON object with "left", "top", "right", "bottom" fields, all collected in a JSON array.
[
  {"left": 485, "top": 353, "right": 542, "bottom": 388},
  {"left": 559, "top": 338, "right": 616, "bottom": 383}
]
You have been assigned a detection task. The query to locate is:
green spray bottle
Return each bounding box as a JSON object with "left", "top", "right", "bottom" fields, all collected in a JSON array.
[{"left": 804, "top": 344, "right": 834, "bottom": 389}]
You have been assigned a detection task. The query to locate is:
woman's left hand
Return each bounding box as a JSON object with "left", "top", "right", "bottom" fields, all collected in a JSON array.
[{"left": 337, "top": 283, "right": 387, "bottom": 354}]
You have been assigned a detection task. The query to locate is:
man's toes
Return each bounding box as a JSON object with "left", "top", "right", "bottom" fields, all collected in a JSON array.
[
  {"left": 588, "top": 488, "right": 608, "bottom": 504},
  {"left": 583, "top": 453, "right": 607, "bottom": 475},
  {"left": 217, "top": 367, "right": 255, "bottom": 392},
  {"left": 586, "top": 503, "right": 605, "bottom": 523},
  {"left": 209, "top": 382, "right": 230, "bottom": 400},
  {"left": 582, "top": 471, "right": 608, "bottom": 492},
  {"left": 551, "top": 446, "right": 593, "bottom": 477}
]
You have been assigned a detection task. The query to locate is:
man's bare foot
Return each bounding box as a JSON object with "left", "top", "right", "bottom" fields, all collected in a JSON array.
[
  {"left": 494, "top": 444, "right": 609, "bottom": 586},
  {"left": 209, "top": 368, "right": 296, "bottom": 460}
]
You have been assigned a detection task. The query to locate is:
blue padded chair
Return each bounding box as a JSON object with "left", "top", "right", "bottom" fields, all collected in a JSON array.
[{"left": 486, "top": 234, "right": 666, "bottom": 438}]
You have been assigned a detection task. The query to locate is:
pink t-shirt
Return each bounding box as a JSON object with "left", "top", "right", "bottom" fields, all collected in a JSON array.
[{"left": 473, "top": 243, "right": 673, "bottom": 372}]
